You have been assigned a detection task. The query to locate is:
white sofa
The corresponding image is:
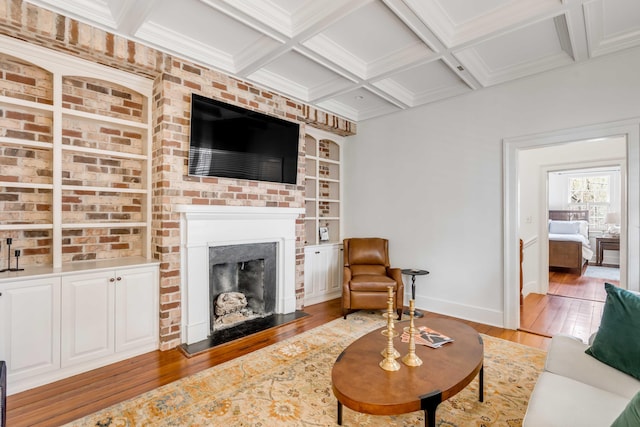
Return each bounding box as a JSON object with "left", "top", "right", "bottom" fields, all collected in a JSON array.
[{"left": 523, "top": 334, "right": 640, "bottom": 426}]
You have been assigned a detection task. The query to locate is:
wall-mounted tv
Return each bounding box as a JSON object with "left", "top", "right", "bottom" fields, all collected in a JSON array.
[{"left": 188, "top": 94, "right": 300, "bottom": 184}]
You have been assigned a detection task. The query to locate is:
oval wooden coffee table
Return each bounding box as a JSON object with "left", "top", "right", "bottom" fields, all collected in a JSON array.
[{"left": 332, "top": 317, "right": 484, "bottom": 426}]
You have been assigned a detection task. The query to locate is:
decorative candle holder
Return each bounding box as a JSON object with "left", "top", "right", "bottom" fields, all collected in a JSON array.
[
  {"left": 380, "top": 286, "right": 401, "bottom": 371},
  {"left": 0, "top": 238, "right": 12, "bottom": 273},
  {"left": 402, "top": 299, "right": 422, "bottom": 367},
  {"left": 10, "top": 249, "right": 24, "bottom": 272},
  {"left": 380, "top": 329, "right": 400, "bottom": 359}
]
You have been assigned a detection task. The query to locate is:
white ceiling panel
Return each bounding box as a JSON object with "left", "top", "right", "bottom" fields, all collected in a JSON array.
[
  {"left": 218, "top": 0, "right": 348, "bottom": 38},
  {"left": 373, "top": 59, "right": 471, "bottom": 107},
  {"left": 29, "top": 0, "right": 118, "bottom": 28},
  {"left": 22, "top": 0, "right": 640, "bottom": 122},
  {"left": 454, "top": 16, "right": 574, "bottom": 86},
  {"left": 403, "top": 0, "right": 561, "bottom": 47},
  {"left": 248, "top": 50, "right": 355, "bottom": 101},
  {"left": 585, "top": 0, "right": 640, "bottom": 57},
  {"left": 303, "top": 1, "right": 433, "bottom": 79},
  {"left": 317, "top": 87, "right": 401, "bottom": 121},
  {"left": 135, "top": 0, "right": 281, "bottom": 73}
]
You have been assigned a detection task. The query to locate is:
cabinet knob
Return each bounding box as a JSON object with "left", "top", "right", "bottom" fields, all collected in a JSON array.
[
  {"left": 116, "top": 277, "right": 122, "bottom": 281},
  {"left": 315, "top": 251, "right": 320, "bottom": 254},
  {"left": 109, "top": 277, "right": 115, "bottom": 282}
]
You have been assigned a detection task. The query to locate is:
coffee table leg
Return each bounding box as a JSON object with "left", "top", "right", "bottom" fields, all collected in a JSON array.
[
  {"left": 479, "top": 364, "right": 484, "bottom": 402},
  {"left": 423, "top": 408, "right": 436, "bottom": 427},
  {"left": 420, "top": 390, "right": 441, "bottom": 427},
  {"left": 337, "top": 401, "right": 343, "bottom": 425}
]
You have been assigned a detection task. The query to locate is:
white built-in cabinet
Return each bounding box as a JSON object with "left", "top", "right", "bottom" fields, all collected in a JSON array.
[
  {"left": 0, "top": 259, "right": 158, "bottom": 395},
  {"left": 61, "top": 265, "right": 157, "bottom": 367},
  {"left": 304, "top": 127, "right": 344, "bottom": 305},
  {"left": 304, "top": 244, "right": 343, "bottom": 306},
  {"left": 0, "top": 277, "right": 61, "bottom": 386},
  {"left": 0, "top": 35, "right": 159, "bottom": 396}
]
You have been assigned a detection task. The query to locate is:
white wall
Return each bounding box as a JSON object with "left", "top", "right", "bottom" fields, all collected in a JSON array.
[{"left": 343, "top": 46, "right": 640, "bottom": 327}]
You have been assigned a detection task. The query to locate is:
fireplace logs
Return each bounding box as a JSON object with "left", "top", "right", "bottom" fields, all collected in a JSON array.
[
  {"left": 214, "top": 292, "right": 252, "bottom": 328},
  {"left": 215, "top": 292, "right": 248, "bottom": 316}
]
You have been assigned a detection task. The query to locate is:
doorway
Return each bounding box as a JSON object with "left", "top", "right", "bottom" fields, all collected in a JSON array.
[
  {"left": 503, "top": 119, "right": 640, "bottom": 332},
  {"left": 518, "top": 144, "right": 625, "bottom": 339}
]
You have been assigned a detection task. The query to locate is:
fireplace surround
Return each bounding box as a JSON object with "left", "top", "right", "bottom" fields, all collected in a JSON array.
[{"left": 176, "top": 205, "right": 304, "bottom": 345}]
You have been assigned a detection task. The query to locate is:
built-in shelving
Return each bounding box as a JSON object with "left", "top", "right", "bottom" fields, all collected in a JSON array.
[
  {"left": 0, "top": 35, "right": 153, "bottom": 269},
  {"left": 304, "top": 127, "right": 343, "bottom": 246}
]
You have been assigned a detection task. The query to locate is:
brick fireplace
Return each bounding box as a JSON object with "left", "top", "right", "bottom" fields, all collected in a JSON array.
[{"left": 176, "top": 205, "right": 303, "bottom": 345}]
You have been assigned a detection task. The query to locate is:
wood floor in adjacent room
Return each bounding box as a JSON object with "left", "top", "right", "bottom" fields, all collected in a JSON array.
[
  {"left": 520, "top": 267, "right": 619, "bottom": 342},
  {"left": 7, "top": 298, "right": 551, "bottom": 427}
]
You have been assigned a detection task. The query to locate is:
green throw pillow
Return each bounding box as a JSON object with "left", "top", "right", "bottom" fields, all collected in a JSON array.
[
  {"left": 611, "top": 390, "right": 640, "bottom": 427},
  {"left": 585, "top": 283, "right": 640, "bottom": 380}
]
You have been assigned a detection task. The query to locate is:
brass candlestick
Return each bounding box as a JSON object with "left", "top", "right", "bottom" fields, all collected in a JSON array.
[
  {"left": 380, "top": 286, "right": 401, "bottom": 371},
  {"left": 402, "top": 299, "right": 422, "bottom": 367}
]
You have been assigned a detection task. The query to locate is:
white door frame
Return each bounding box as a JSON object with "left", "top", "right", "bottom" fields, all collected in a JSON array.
[{"left": 503, "top": 118, "right": 640, "bottom": 329}]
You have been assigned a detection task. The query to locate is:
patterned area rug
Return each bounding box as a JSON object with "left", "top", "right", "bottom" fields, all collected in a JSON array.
[{"left": 64, "top": 312, "right": 546, "bottom": 427}]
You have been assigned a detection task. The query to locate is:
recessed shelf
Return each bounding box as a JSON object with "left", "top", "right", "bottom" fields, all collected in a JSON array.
[
  {"left": 0, "top": 137, "right": 53, "bottom": 150},
  {"left": 0, "top": 182, "right": 54, "bottom": 190},
  {"left": 0, "top": 224, "right": 53, "bottom": 231},
  {"left": 61, "top": 222, "right": 147, "bottom": 229},
  {"left": 61, "top": 144, "right": 147, "bottom": 161},
  {"left": 61, "top": 185, "right": 148, "bottom": 194},
  {"left": 0, "top": 95, "right": 54, "bottom": 112},
  {"left": 62, "top": 108, "right": 148, "bottom": 131}
]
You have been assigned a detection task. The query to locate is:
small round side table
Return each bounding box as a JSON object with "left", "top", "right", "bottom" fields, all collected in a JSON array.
[{"left": 401, "top": 269, "right": 429, "bottom": 318}]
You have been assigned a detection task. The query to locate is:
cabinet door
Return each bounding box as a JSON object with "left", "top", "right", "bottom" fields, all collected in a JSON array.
[
  {"left": 304, "top": 247, "right": 324, "bottom": 304},
  {"left": 304, "top": 245, "right": 343, "bottom": 306},
  {"left": 0, "top": 278, "right": 61, "bottom": 383},
  {"left": 328, "top": 245, "right": 343, "bottom": 294},
  {"left": 115, "top": 266, "right": 158, "bottom": 353},
  {"left": 61, "top": 271, "right": 115, "bottom": 367}
]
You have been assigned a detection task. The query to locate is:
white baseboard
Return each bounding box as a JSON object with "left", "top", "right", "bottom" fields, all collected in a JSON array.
[
  {"left": 413, "top": 294, "right": 504, "bottom": 328},
  {"left": 522, "top": 280, "right": 539, "bottom": 298},
  {"left": 304, "top": 290, "right": 341, "bottom": 307}
]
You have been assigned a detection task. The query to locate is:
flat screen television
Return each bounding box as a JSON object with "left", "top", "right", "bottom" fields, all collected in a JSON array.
[{"left": 188, "top": 94, "right": 300, "bottom": 184}]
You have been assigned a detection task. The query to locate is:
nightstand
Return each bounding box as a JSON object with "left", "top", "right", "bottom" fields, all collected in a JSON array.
[{"left": 595, "top": 236, "right": 620, "bottom": 266}]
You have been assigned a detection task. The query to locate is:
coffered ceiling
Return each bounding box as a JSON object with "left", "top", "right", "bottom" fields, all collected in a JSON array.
[{"left": 25, "top": 0, "right": 640, "bottom": 122}]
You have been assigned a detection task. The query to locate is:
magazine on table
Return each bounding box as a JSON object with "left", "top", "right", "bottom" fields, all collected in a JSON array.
[{"left": 401, "top": 326, "right": 454, "bottom": 348}]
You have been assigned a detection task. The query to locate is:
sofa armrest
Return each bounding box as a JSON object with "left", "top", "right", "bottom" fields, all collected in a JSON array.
[{"left": 545, "top": 334, "right": 640, "bottom": 399}]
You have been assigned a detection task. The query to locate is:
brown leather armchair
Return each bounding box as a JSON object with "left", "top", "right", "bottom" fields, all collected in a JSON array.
[{"left": 342, "top": 237, "right": 404, "bottom": 319}]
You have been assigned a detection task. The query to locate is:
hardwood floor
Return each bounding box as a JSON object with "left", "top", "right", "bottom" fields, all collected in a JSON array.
[
  {"left": 520, "top": 267, "right": 618, "bottom": 342},
  {"left": 7, "top": 298, "right": 551, "bottom": 427}
]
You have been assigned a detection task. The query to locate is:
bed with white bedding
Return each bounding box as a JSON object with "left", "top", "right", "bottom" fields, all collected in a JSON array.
[{"left": 548, "top": 210, "right": 593, "bottom": 275}]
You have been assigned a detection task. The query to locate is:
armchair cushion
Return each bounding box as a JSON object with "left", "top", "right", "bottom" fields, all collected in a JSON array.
[
  {"left": 346, "top": 238, "right": 387, "bottom": 266},
  {"left": 350, "top": 265, "right": 387, "bottom": 276},
  {"left": 349, "top": 274, "right": 397, "bottom": 292}
]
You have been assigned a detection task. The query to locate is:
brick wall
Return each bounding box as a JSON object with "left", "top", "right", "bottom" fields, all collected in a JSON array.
[{"left": 0, "top": 0, "right": 356, "bottom": 350}]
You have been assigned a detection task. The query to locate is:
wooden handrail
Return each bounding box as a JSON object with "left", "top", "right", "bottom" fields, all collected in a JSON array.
[{"left": 520, "top": 239, "right": 524, "bottom": 307}]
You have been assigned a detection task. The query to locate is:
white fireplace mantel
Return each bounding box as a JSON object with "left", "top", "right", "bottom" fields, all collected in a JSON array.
[{"left": 176, "top": 205, "right": 304, "bottom": 344}]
